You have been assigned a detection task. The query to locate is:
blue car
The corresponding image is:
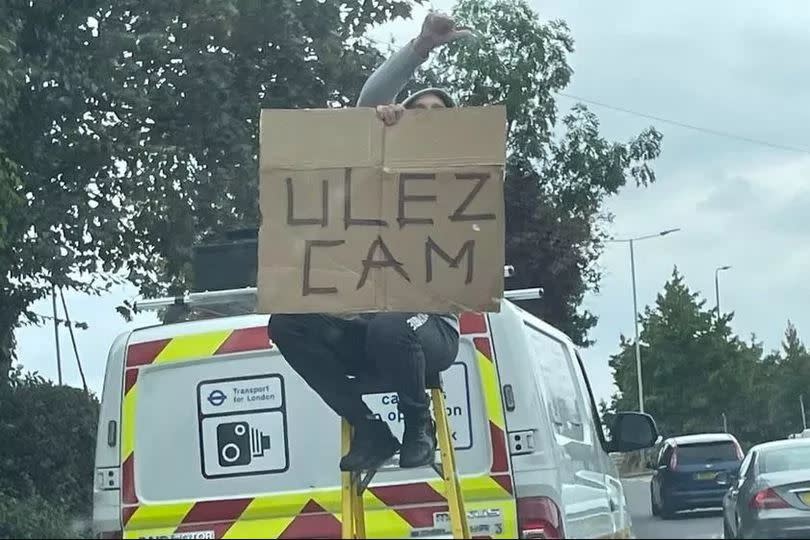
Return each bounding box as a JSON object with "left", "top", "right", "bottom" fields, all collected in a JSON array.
[{"left": 650, "top": 433, "right": 744, "bottom": 518}]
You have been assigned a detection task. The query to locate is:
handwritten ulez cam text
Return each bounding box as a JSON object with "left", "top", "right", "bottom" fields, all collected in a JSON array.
[{"left": 284, "top": 167, "right": 496, "bottom": 296}]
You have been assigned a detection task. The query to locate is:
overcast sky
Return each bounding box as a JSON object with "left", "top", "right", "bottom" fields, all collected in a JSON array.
[{"left": 15, "top": 0, "right": 810, "bottom": 405}]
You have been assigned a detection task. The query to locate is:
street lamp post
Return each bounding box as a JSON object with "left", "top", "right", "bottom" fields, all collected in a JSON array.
[
  {"left": 715, "top": 265, "right": 732, "bottom": 317},
  {"left": 609, "top": 228, "right": 681, "bottom": 414}
]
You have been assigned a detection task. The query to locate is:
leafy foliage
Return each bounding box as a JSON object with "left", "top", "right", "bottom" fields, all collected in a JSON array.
[
  {"left": 0, "top": 368, "right": 99, "bottom": 518},
  {"left": 609, "top": 268, "right": 808, "bottom": 445},
  {"left": 758, "top": 323, "right": 810, "bottom": 439},
  {"left": 0, "top": 491, "right": 78, "bottom": 540},
  {"left": 408, "top": 0, "right": 663, "bottom": 344},
  {"left": 89, "top": 0, "right": 420, "bottom": 298},
  {"left": 0, "top": 0, "right": 419, "bottom": 378}
]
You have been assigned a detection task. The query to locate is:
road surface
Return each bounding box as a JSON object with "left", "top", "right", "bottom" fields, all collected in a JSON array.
[{"left": 622, "top": 475, "right": 723, "bottom": 539}]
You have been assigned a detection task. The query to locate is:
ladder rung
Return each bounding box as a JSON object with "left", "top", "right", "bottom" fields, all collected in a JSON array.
[
  {"left": 358, "top": 450, "right": 443, "bottom": 473},
  {"left": 354, "top": 450, "right": 445, "bottom": 495}
]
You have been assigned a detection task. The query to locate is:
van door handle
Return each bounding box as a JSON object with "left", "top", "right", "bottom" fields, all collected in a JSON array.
[
  {"left": 107, "top": 420, "right": 117, "bottom": 447},
  {"left": 502, "top": 384, "right": 516, "bottom": 411}
]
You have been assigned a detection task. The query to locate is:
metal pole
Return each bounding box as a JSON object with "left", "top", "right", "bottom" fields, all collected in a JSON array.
[
  {"left": 801, "top": 395, "right": 807, "bottom": 430},
  {"left": 609, "top": 228, "right": 680, "bottom": 414},
  {"left": 630, "top": 239, "right": 644, "bottom": 413},
  {"left": 51, "top": 286, "right": 62, "bottom": 385},
  {"left": 715, "top": 270, "right": 721, "bottom": 316},
  {"left": 722, "top": 412, "right": 728, "bottom": 433},
  {"left": 714, "top": 266, "right": 731, "bottom": 319},
  {"left": 59, "top": 287, "right": 88, "bottom": 393}
]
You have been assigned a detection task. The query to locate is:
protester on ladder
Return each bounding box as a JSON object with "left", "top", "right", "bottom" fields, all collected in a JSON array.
[{"left": 269, "top": 11, "right": 474, "bottom": 473}]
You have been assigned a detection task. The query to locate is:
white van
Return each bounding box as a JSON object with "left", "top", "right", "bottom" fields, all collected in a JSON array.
[{"left": 92, "top": 293, "right": 658, "bottom": 539}]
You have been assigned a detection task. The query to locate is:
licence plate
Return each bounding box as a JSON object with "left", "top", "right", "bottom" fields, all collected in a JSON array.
[
  {"left": 800, "top": 492, "right": 810, "bottom": 506},
  {"left": 695, "top": 471, "right": 718, "bottom": 481}
]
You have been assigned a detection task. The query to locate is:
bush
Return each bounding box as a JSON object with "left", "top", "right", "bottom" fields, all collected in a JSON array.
[
  {"left": 0, "top": 492, "right": 77, "bottom": 539},
  {"left": 0, "top": 368, "right": 99, "bottom": 525}
]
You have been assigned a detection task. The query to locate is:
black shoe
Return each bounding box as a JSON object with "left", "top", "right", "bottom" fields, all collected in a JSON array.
[
  {"left": 339, "top": 419, "right": 400, "bottom": 472},
  {"left": 399, "top": 410, "right": 437, "bottom": 468}
]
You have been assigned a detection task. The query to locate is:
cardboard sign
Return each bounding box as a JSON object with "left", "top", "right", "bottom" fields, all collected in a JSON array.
[{"left": 257, "top": 106, "right": 506, "bottom": 314}]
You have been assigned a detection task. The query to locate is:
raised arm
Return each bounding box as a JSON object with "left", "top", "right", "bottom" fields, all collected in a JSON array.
[
  {"left": 356, "top": 41, "right": 427, "bottom": 107},
  {"left": 356, "top": 12, "right": 474, "bottom": 108}
]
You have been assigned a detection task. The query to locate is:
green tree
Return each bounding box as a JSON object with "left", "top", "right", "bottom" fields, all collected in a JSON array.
[
  {"left": 0, "top": 368, "right": 98, "bottom": 533},
  {"left": 0, "top": 492, "right": 77, "bottom": 539},
  {"left": 408, "top": 0, "right": 663, "bottom": 344},
  {"left": 0, "top": 3, "right": 25, "bottom": 378},
  {"left": 0, "top": 0, "right": 417, "bottom": 378},
  {"left": 609, "top": 268, "right": 767, "bottom": 444},
  {"left": 766, "top": 322, "right": 810, "bottom": 437}
]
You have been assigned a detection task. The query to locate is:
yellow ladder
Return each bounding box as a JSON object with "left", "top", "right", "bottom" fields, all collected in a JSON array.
[{"left": 340, "top": 375, "right": 470, "bottom": 539}]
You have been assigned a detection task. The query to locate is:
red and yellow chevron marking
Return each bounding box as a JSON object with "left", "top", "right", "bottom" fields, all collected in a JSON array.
[
  {"left": 121, "top": 314, "right": 517, "bottom": 539},
  {"left": 126, "top": 326, "right": 270, "bottom": 367}
]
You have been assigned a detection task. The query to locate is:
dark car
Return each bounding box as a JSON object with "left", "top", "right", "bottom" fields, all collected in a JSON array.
[
  {"left": 722, "top": 438, "right": 810, "bottom": 539},
  {"left": 650, "top": 433, "right": 744, "bottom": 518}
]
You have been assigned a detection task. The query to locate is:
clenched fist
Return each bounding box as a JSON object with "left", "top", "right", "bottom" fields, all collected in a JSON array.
[{"left": 413, "top": 11, "right": 475, "bottom": 57}]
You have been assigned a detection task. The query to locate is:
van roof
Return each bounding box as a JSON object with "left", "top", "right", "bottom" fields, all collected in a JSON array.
[
  {"left": 507, "top": 302, "right": 575, "bottom": 346},
  {"left": 667, "top": 433, "right": 737, "bottom": 446}
]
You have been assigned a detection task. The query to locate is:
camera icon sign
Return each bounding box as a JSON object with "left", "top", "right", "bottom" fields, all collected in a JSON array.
[{"left": 216, "top": 421, "right": 271, "bottom": 468}]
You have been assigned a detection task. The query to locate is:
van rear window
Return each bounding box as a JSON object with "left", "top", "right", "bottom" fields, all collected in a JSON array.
[{"left": 676, "top": 442, "right": 738, "bottom": 464}]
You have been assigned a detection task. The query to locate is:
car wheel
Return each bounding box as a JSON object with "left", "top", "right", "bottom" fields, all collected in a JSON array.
[
  {"left": 659, "top": 493, "right": 676, "bottom": 520},
  {"left": 650, "top": 484, "right": 659, "bottom": 516}
]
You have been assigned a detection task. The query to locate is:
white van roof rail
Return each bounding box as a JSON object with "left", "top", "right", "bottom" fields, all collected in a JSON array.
[
  {"left": 134, "top": 286, "right": 542, "bottom": 313},
  {"left": 133, "top": 265, "right": 541, "bottom": 313}
]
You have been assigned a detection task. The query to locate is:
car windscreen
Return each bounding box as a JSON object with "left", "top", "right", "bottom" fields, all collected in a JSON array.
[
  {"left": 760, "top": 446, "right": 810, "bottom": 473},
  {"left": 676, "top": 442, "right": 738, "bottom": 464}
]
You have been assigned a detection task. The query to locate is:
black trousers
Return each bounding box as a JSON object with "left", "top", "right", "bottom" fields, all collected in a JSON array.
[{"left": 269, "top": 313, "right": 459, "bottom": 426}]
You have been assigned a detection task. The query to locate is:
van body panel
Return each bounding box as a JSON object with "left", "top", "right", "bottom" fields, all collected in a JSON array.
[
  {"left": 490, "top": 304, "right": 627, "bottom": 539},
  {"left": 115, "top": 314, "right": 516, "bottom": 539}
]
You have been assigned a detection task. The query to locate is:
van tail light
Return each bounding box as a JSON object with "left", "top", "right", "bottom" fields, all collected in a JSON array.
[
  {"left": 669, "top": 449, "right": 678, "bottom": 470},
  {"left": 750, "top": 488, "right": 789, "bottom": 510},
  {"left": 517, "top": 496, "right": 564, "bottom": 539}
]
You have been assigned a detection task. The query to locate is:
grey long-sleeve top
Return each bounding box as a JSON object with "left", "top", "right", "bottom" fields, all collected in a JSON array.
[{"left": 356, "top": 41, "right": 427, "bottom": 107}]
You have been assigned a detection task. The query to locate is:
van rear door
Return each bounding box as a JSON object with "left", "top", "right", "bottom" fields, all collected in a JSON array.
[{"left": 119, "top": 313, "right": 516, "bottom": 538}]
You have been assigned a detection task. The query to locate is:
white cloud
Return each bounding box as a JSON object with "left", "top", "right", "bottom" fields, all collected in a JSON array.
[{"left": 15, "top": 285, "right": 158, "bottom": 394}]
